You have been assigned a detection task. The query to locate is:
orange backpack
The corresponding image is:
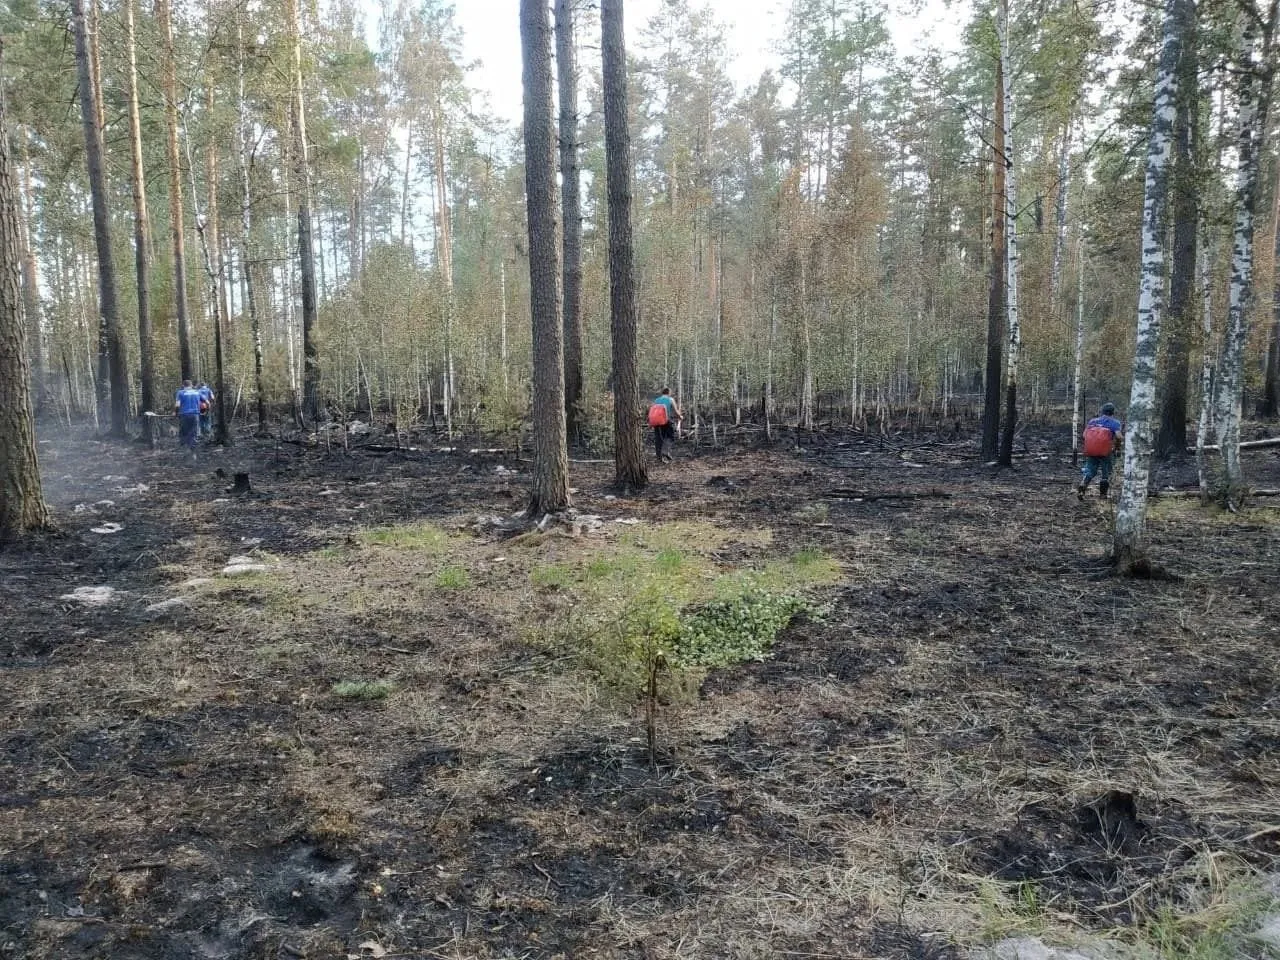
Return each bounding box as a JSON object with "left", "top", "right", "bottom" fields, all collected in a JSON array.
[
  {"left": 1082, "top": 424, "right": 1114, "bottom": 457},
  {"left": 647, "top": 402, "right": 670, "bottom": 427}
]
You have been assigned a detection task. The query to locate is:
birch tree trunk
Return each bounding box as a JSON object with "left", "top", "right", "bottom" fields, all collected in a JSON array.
[
  {"left": 997, "top": 0, "right": 1020, "bottom": 468},
  {"left": 0, "top": 38, "right": 50, "bottom": 539},
  {"left": 123, "top": 0, "right": 156, "bottom": 442},
  {"left": 72, "top": 0, "right": 129, "bottom": 438},
  {"left": 980, "top": 50, "right": 1006, "bottom": 461},
  {"left": 557, "top": 0, "right": 584, "bottom": 442},
  {"left": 1212, "top": 7, "right": 1277, "bottom": 506},
  {"left": 601, "top": 0, "right": 647, "bottom": 490},
  {"left": 157, "top": 0, "right": 193, "bottom": 381},
  {"left": 521, "top": 0, "right": 569, "bottom": 516},
  {"left": 1114, "top": 0, "right": 1185, "bottom": 568}
]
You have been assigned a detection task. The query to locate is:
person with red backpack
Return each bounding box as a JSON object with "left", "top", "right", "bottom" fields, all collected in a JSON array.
[
  {"left": 1078, "top": 402, "right": 1124, "bottom": 500},
  {"left": 648, "top": 388, "right": 682, "bottom": 462}
]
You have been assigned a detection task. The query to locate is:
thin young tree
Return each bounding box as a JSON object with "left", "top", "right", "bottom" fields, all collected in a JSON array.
[
  {"left": 602, "top": 0, "right": 647, "bottom": 491},
  {"left": 123, "top": 0, "right": 157, "bottom": 442},
  {"left": 72, "top": 0, "right": 128, "bottom": 438},
  {"left": 1113, "top": 0, "right": 1186, "bottom": 569},
  {"left": 521, "top": 0, "right": 570, "bottom": 516},
  {"left": 236, "top": 10, "right": 268, "bottom": 435},
  {"left": 0, "top": 39, "right": 50, "bottom": 539},
  {"left": 286, "top": 0, "right": 322, "bottom": 424},
  {"left": 557, "top": 0, "right": 584, "bottom": 443},
  {"left": 157, "top": 0, "right": 193, "bottom": 381},
  {"left": 17, "top": 137, "right": 45, "bottom": 417}
]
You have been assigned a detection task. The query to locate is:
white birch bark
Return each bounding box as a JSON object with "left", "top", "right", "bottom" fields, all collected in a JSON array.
[
  {"left": 1213, "top": 13, "right": 1275, "bottom": 505},
  {"left": 997, "top": 0, "right": 1020, "bottom": 465},
  {"left": 1114, "top": 0, "right": 1184, "bottom": 564}
]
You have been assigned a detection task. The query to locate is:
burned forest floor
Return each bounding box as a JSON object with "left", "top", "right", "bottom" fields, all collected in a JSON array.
[{"left": 3, "top": 421, "right": 1280, "bottom": 960}]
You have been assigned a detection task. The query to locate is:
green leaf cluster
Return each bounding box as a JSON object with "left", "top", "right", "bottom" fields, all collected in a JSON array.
[{"left": 672, "top": 589, "right": 811, "bottom": 668}]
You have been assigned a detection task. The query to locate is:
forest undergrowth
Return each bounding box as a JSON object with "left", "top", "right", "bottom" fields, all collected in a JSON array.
[{"left": 1, "top": 423, "right": 1278, "bottom": 959}]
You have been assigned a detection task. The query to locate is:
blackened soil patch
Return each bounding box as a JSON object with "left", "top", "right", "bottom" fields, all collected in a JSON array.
[{"left": 4, "top": 424, "right": 1280, "bottom": 957}]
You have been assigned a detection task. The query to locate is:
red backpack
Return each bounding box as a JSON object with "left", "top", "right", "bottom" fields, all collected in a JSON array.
[
  {"left": 1082, "top": 424, "right": 1114, "bottom": 457},
  {"left": 647, "top": 402, "right": 670, "bottom": 427}
]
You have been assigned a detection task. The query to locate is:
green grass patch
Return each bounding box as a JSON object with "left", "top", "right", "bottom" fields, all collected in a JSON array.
[
  {"left": 433, "top": 565, "right": 471, "bottom": 590},
  {"left": 530, "top": 562, "right": 575, "bottom": 590},
  {"left": 356, "top": 522, "right": 452, "bottom": 551},
  {"left": 331, "top": 679, "right": 394, "bottom": 701}
]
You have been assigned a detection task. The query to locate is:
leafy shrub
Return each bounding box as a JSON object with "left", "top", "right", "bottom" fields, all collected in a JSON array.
[{"left": 672, "top": 589, "right": 811, "bottom": 668}]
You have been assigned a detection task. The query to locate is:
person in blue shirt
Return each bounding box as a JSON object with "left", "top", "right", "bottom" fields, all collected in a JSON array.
[
  {"left": 196, "top": 381, "right": 215, "bottom": 438},
  {"left": 1078, "top": 402, "right": 1124, "bottom": 500},
  {"left": 174, "top": 380, "right": 202, "bottom": 452},
  {"left": 650, "top": 388, "right": 682, "bottom": 462}
]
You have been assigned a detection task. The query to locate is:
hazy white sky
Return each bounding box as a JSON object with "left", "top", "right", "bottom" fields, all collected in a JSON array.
[{"left": 449, "top": 0, "right": 968, "bottom": 125}]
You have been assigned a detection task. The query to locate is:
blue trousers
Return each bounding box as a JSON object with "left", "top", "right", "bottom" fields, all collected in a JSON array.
[
  {"left": 179, "top": 414, "right": 200, "bottom": 449},
  {"left": 1081, "top": 455, "right": 1113, "bottom": 486}
]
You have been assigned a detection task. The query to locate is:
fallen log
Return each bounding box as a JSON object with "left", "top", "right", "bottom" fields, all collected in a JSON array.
[
  {"left": 825, "top": 489, "right": 953, "bottom": 501},
  {"left": 1155, "top": 487, "right": 1280, "bottom": 498},
  {"left": 1190, "top": 437, "right": 1280, "bottom": 453}
]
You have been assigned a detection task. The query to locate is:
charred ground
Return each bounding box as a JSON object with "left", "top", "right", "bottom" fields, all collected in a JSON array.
[{"left": 2, "top": 424, "right": 1278, "bottom": 959}]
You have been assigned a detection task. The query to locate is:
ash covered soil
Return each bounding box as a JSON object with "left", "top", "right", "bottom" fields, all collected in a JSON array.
[{"left": 2, "top": 423, "right": 1279, "bottom": 960}]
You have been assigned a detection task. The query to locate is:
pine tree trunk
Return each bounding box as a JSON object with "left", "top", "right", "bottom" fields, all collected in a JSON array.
[
  {"left": 980, "top": 50, "right": 1006, "bottom": 461},
  {"left": 1114, "top": 0, "right": 1185, "bottom": 568},
  {"left": 1260, "top": 156, "right": 1280, "bottom": 418},
  {"left": 0, "top": 40, "right": 50, "bottom": 540},
  {"left": 601, "top": 0, "right": 647, "bottom": 490},
  {"left": 72, "top": 0, "right": 129, "bottom": 438},
  {"left": 499, "top": 258, "right": 509, "bottom": 391},
  {"left": 18, "top": 135, "right": 45, "bottom": 418},
  {"left": 400, "top": 120, "right": 413, "bottom": 248},
  {"left": 157, "top": 0, "right": 193, "bottom": 382},
  {"left": 431, "top": 94, "right": 454, "bottom": 439},
  {"left": 124, "top": 0, "right": 156, "bottom": 443},
  {"left": 1212, "top": 10, "right": 1276, "bottom": 505},
  {"left": 521, "top": 0, "right": 569, "bottom": 516},
  {"left": 1156, "top": 13, "right": 1200, "bottom": 459},
  {"left": 1071, "top": 233, "right": 1086, "bottom": 465},
  {"left": 1196, "top": 222, "right": 1215, "bottom": 496},
  {"left": 237, "top": 13, "right": 268, "bottom": 435},
  {"left": 557, "top": 0, "right": 584, "bottom": 443},
  {"left": 997, "top": 0, "right": 1019, "bottom": 468},
  {"left": 288, "top": 0, "right": 322, "bottom": 424}
]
